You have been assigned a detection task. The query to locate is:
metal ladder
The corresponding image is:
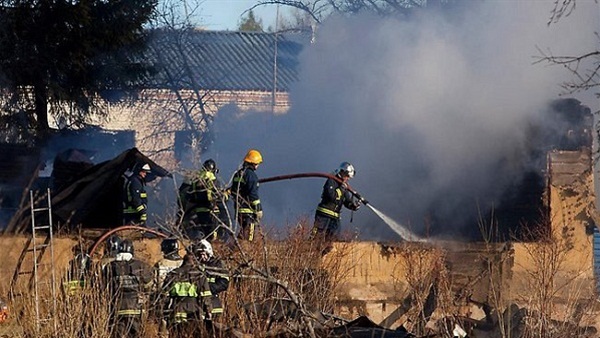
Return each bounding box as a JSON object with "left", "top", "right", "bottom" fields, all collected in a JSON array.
[
  {"left": 29, "top": 189, "right": 57, "bottom": 331},
  {"left": 11, "top": 189, "right": 57, "bottom": 332}
]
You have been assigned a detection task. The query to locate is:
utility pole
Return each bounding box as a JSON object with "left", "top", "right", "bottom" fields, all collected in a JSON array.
[{"left": 272, "top": 4, "right": 279, "bottom": 114}]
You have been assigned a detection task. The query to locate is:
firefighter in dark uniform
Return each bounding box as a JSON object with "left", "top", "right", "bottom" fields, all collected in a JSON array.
[
  {"left": 64, "top": 247, "right": 92, "bottom": 296},
  {"left": 101, "top": 235, "right": 122, "bottom": 270},
  {"left": 162, "top": 247, "right": 213, "bottom": 337},
  {"left": 193, "top": 239, "right": 229, "bottom": 321},
  {"left": 231, "top": 149, "right": 263, "bottom": 242},
  {"left": 182, "top": 159, "right": 228, "bottom": 241},
  {"left": 154, "top": 238, "right": 184, "bottom": 337},
  {"left": 311, "top": 162, "right": 361, "bottom": 241},
  {"left": 103, "top": 239, "right": 153, "bottom": 338},
  {"left": 155, "top": 238, "right": 184, "bottom": 289},
  {"left": 122, "top": 163, "right": 151, "bottom": 226}
]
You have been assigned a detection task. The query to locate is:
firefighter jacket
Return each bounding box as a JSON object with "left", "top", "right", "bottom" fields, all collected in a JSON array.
[
  {"left": 231, "top": 165, "right": 261, "bottom": 216},
  {"left": 186, "top": 169, "right": 224, "bottom": 215},
  {"left": 123, "top": 174, "right": 148, "bottom": 223},
  {"left": 104, "top": 254, "right": 153, "bottom": 317},
  {"left": 316, "top": 175, "right": 358, "bottom": 219},
  {"left": 154, "top": 255, "right": 183, "bottom": 291},
  {"left": 163, "top": 261, "right": 213, "bottom": 323},
  {"left": 202, "top": 257, "right": 230, "bottom": 315},
  {"left": 64, "top": 253, "right": 91, "bottom": 295}
]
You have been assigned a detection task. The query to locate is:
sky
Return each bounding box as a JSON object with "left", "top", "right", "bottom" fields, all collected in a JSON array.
[
  {"left": 197, "top": 0, "right": 600, "bottom": 241},
  {"left": 196, "top": 0, "right": 286, "bottom": 30}
]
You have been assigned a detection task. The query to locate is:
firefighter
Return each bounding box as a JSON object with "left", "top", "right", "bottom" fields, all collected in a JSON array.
[
  {"left": 122, "top": 163, "right": 151, "bottom": 226},
  {"left": 311, "top": 162, "right": 361, "bottom": 242},
  {"left": 155, "top": 238, "right": 184, "bottom": 288},
  {"left": 100, "top": 234, "right": 122, "bottom": 270},
  {"left": 103, "top": 239, "right": 153, "bottom": 338},
  {"left": 181, "top": 159, "right": 228, "bottom": 241},
  {"left": 162, "top": 248, "right": 213, "bottom": 337},
  {"left": 192, "top": 239, "right": 229, "bottom": 322},
  {"left": 154, "top": 238, "right": 184, "bottom": 337},
  {"left": 230, "top": 149, "right": 263, "bottom": 242},
  {"left": 64, "top": 247, "right": 92, "bottom": 296}
]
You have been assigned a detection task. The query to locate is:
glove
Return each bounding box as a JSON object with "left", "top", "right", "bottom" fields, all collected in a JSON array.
[
  {"left": 351, "top": 202, "right": 360, "bottom": 211},
  {"left": 255, "top": 210, "right": 263, "bottom": 222},
  {"left": 222, "top": 188, "right": 231, "bottom": 200}
]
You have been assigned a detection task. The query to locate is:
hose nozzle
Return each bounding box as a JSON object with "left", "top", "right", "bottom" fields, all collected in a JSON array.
[{"left": 353, "top": 192, "right": 369, "bottom": 205}]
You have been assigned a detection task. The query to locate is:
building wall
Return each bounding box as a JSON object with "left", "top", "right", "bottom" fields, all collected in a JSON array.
[
  {"left": 97, "top": 89, "right": 290, "bottom": 171},
  {"left": 511, "top": 149, "right": 596, "bottom": 301}
]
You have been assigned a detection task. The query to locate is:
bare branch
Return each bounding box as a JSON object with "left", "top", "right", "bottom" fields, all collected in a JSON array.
[
  {"left": 548, "top": 0, "right": 578, "bottom": 25},
  {"left": 535, "top": 44, "right": 600, "bottom": 97}
]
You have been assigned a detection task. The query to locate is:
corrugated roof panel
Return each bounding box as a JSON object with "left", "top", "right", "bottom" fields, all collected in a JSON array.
[{"left": 143, "top": 29, "right": 304, "bottom": 92}]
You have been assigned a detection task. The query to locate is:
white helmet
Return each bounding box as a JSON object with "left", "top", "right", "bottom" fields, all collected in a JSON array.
[
  {"left": 336, "top": 162, "right": 355, "bottom": 178},
  {"left": 196, "top": 239, "right": 213, "bottom": 257}
]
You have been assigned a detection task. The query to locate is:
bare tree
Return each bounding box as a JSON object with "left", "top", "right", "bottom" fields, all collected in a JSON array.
[
  {"left": 134, "top": 0, "right": 217, "bottom": 167},
  {"left": 254, "top": 0, "right": 432, "bottom": 25},
  {"left": 549, "top": 0, "right": 578, "bottom": 24},
  {"left": 536, "top": 0, "right": 600, "bottom": 97}
]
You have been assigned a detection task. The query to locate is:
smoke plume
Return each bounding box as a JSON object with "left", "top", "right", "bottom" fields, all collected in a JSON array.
[{"left": 206, "top": 0, "right": 599, "bottom": 241}]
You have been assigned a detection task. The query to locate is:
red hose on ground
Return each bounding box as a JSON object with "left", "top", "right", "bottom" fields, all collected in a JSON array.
[{"left": 88, "top": 225, "right": 169, "bottom": 258}]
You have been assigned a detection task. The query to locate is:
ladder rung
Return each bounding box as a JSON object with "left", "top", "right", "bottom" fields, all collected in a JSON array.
[
  {"left": 27, "top": 245, "right": 49, "bottom": 252},
  {"left": 33, "top": 225, "right": 51, "bottom": 230},
  {"left": 37, "top": 282, "right": 55, "bottom": 287},
  {"left": 18, "top": 270, "right": 33, "bottom": 275},
  {"left": 32, "top": 207, "right": 50, "bottom": 212},
  {"left": 32, "top": 263, "right": 51, "bottom": 268}
]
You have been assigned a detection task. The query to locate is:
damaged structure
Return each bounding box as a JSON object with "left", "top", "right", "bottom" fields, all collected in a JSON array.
[
  {"left": 5, "top": 148, "right": 170, "bottom": 233},
  {"left": 324, "top": 99, "right": 599, "bottom": 335}
]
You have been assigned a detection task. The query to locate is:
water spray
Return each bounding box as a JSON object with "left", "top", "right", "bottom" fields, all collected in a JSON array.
[{"left": 259, "top": 172, "right": 424, "bottom": 242}]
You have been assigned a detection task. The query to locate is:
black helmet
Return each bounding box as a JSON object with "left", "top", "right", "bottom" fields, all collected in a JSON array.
[
  {"left": 106, "top": 235, "right": 122, "bottom": 255},
  {"left": 202, "top": 159, "right": 218, "bottom": 173},
  {"left": 161, "top": 238, "right": 179, "bottom": 255},
  {"left": 119, "top": 239, "right": 134, "bottom": 254}
]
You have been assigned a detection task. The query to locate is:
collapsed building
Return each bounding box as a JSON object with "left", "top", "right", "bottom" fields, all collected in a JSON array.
[{"left": 327, "top": 98, "right": 599, "bottom": 334}]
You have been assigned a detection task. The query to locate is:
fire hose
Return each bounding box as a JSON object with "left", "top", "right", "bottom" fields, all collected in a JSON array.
[
  {"left": 89, "top": 173, "right": 368, "bottom": 257},
  {"left": 88, "top": 225, "right": 169, "bottom": 258},
  {"left": 258, "top": 172, "right": 369, "bottom": 205}
]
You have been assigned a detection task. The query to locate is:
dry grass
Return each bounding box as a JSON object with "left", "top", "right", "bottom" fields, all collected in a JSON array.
[
  {"left": 3, "top": 217, "right": 357, "bottom": 337},
  {"left": 516, "top": 217, "right": 597, "bottom": 338},
  {"left": 2, "top": 211, "right": 600, "bottom": 337}
]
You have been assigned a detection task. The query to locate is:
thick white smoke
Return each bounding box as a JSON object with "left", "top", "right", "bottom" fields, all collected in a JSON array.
[{"left": 206, "top": 0, "right": 599, "bottom": 240}]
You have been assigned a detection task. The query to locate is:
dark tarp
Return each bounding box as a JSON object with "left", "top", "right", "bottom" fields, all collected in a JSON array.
[
  {"left": 51, "top": 149, "right": 95, "bottom": 192},
  {"left": 6, "top": 148, "right": 171, "bottom": 233},
  {"left": 323, "top": 316, "right": 415, "bottom": 338}
]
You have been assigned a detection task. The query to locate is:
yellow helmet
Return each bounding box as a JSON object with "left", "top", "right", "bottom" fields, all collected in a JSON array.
[{"left": 244, "top": 149, "right": 263, "bottom": 164}]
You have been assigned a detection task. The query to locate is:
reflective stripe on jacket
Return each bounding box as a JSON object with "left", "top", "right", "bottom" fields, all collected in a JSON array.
[
  {"left": 123, "top": 174, "right": 147, "bottom": 215},
  {"left": 316, "top": 176, "right": 353, "bottom": 219},
  {"left": 231, "top": 166, "right": 261, "bottom": 215}
]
